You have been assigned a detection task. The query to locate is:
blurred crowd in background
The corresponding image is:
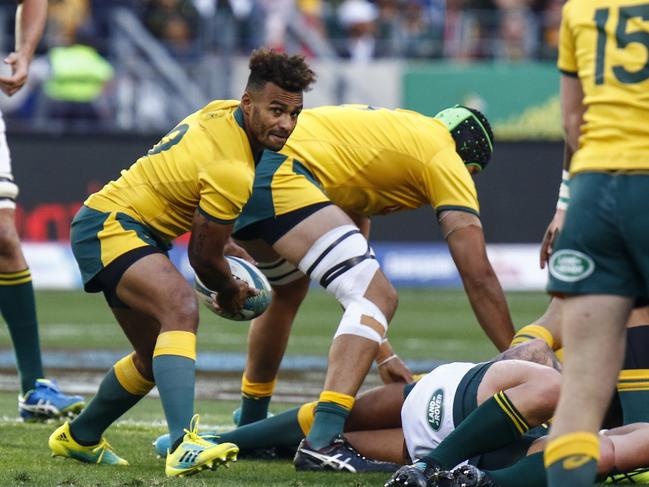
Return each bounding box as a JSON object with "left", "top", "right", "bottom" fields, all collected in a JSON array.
[
  {"left": 39, "top": 0, "right": 562, "bottom": 61},
  {"left": 0, "top": 0, "right": 563, "bottom": 132}
]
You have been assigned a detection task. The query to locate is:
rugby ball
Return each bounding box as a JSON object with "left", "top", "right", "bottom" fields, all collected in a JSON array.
[{"left": 194, "top": 256, "right": 272, "bottom": 321}]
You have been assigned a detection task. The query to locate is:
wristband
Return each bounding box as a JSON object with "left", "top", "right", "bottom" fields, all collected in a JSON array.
[
  {"left": 556, "top": 170, "right": 570, "bottom": 210},
  {"left": 377, "top": 354, "right": 397, "bottom": 367}
]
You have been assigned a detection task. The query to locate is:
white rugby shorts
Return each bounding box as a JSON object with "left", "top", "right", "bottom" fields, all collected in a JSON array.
[{"left": 401, "top": 361, "right": 476, "bottom": 464}]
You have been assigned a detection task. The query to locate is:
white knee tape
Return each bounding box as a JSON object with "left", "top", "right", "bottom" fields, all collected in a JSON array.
[
  {"left": 334, "top": 298, "right": 388, "bottom": 344},
  {"left": 298, "top": 224, "right": 379, "bottom": 307},
  {"left": 0, "top": 176, "right": 18, "bottom": 209},
  {"left": 257, "top": 257, "right": 303, "bottom": 286}
]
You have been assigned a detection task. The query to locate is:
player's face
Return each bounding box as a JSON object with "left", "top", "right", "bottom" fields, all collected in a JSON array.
[{"left": 243, "top": 82, "right": 303, "bottom": 152}]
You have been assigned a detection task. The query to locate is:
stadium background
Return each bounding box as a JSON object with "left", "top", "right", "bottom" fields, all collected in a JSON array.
[{"left": 0, "top": 0, "right": 563, "bottom": 391}]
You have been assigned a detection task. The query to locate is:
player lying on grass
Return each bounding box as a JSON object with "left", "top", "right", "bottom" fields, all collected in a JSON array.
[
  {"left": 46, "top": 50, "right": 316, "bottom": 477},
  {"left": 229, "top": 104, "right": 516, "bottom": 471},
  {"left": 155, "top": 339, "right": 559, "bottom": 469}
]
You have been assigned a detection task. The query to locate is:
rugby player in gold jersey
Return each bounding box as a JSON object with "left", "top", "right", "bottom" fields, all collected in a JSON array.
[
  {"left": 47, "top": 49, "right": 315, "bottom": 477},
  {"left": 231, "top": 104, "right": 516, "bottom": 471}
]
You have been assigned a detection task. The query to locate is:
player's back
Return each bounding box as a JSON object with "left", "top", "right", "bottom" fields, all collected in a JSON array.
[
  {"left": 559, "top": 0, "right": 649, "bottom": 172},
  {"left": 281, "top": 105, "right": 475, "bottom": 216},
  {"left": 86, "top": 100, "right": 255, "bottom": 240}
]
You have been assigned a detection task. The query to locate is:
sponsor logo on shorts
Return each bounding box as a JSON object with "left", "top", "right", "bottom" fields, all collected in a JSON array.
[
  {"left": 427, "top": 389, "right": 444, "bottom": 431},
  {"left": 549, "top": 250, "right": 595, "bottom": 282}
]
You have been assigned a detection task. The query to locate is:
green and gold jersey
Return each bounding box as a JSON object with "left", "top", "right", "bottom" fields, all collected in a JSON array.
[
  {"left": 280, "top": 105, "right": 479, "bottom": 217},
  {"left": 558, "top": 0, "right": 649, "bottom": 172},
  {"left": 86, "top": 100, "right": 256, "bottom": 241}
]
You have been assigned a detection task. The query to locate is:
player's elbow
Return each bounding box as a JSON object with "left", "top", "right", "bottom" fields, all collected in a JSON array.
[{"left": 460, "top": 263, "right": 498, "bottom": 291}]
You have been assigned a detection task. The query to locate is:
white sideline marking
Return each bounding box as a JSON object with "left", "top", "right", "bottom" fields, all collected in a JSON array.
[{"left": 0, "top": 415, "right": 231, "bottom": 431}]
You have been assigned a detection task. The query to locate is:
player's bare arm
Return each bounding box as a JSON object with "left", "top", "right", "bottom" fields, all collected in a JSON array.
[
  {"left": 188, "top": 210, "right": 255, "bottom": 315},
  {"left": 0, "top": 0, "right": 47, "bottom": 96},
  {"left": 540, "top": 74, "right": 585, "bottom": 268},
  {"left": 440, "top": 209, "right": 515, "bottom": 351}
]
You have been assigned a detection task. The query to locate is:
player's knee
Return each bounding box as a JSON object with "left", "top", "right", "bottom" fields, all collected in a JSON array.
[
  {"left": 298, "top": 224, "right": 378, "bottom": 306},
  {"left": 382, "top": 280, "right": 399, "bottom": 321},
  {"left": 365, "top": 269, "right": 399, "bottom": 321},
  {"left": 529, "top": 368, "right": 561, "bottom": 414},
  {"left": 335, "top": 297, "right": 388, "bottom": 344},
  {"left": 0, "top": 220, "right": 21, "bottom": 257},
  {"left": 162, "top": 286, "right": 199, "bottom": 331}
]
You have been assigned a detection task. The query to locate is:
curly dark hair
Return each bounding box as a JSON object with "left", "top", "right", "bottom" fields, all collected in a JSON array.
[
  {"left": 246, "top": 48, "right": 317, "bottom": 93},
  {"left": 450, "top": 106, "right": 494, "bottom": 171}
]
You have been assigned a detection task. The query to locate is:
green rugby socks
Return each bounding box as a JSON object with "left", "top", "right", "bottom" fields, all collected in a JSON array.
[
  {"left": 306, "top": 391, "right": 355, "bottom": 449},
  {"left": 152, "top": 331, "right": 197, "bottom": 448},
  {"left": 238, "top": 374, "right": 275, "bottom": 425},
  {"left": 423, "top": 391, "right": 529, "bottom": 469},
  {"left": 70, "top": 354, "right": 153, "bottom": 444},
  {"left": 0, "top": 270, "right": 44, "bottom": 394},
  {"left": 545, "top": 432, "right": 599, "bottom": 487},
  {"left": 487, "top": 452, "right": 546, "bottom": 487},
  {"left": 617, "top": 369, "right": 649, "bottom": 423}
]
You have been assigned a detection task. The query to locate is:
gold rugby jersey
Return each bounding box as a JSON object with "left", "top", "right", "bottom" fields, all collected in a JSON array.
[
  {"left": 280, "top": 105, "right": 479, "bottom": 217},
  {"left": 558, "top": 0, "right": 649, "bottom": 173},
  {"left": 86, "top": 100, "right": 256, "bottom": 241}
]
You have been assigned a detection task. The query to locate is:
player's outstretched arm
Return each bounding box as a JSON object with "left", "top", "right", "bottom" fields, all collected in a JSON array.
[
  {"left": 441, "top": 210, "right": 515, "bottom": 351},
  {"left": 188, "top": 210, "right": 256, "bottom": 315}
]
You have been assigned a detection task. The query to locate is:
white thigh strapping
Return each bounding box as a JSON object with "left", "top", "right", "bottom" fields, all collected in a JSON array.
[
  {"left": 298, "top": 224, "right": 379, "bottom": 307},
  {"left": 0, "top": 121, "right": 17, "bottom": 209},
  {"left": 257, "top": 257, "right": 304, "bottom": 286},
  {"left": 401, "top": 362, "right": 477, "bottom": 464}
]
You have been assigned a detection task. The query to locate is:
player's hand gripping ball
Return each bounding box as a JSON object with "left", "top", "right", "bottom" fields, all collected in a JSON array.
[{"left": 194, "top": 256, "right": 272, "bottom": 321}]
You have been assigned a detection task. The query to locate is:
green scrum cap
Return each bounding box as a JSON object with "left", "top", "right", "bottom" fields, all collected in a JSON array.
[{"left": 434, "top": 105, "right": 494, "bottom": 172}]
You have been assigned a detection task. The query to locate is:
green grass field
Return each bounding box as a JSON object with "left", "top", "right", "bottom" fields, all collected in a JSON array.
[
  {"left": 0, "top": 289, "right": 556, "bottom": 486},
  {"left": 0, "top": 289, "right": 551, "bottom": 361}
]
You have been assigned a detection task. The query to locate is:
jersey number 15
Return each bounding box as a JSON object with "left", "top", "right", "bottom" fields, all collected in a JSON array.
[{"left": 594, "top": 4, "right": 649, "bottom": 85}]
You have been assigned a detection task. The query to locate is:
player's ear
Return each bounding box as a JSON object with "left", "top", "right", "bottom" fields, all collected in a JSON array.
[{"left": 241, "top": 91, "right": 253, "bottom": 115}]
